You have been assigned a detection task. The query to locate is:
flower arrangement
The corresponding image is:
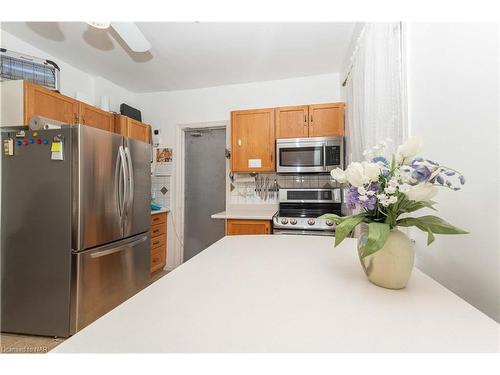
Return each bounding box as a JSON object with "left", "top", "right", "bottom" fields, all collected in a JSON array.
[{"left": 323, "top": 137, "right": 468, "bottom": 258}]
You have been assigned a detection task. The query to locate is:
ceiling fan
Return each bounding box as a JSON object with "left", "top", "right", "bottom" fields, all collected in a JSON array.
[{"left": 86, "top": 22, "right": 151, "bottom": 53}]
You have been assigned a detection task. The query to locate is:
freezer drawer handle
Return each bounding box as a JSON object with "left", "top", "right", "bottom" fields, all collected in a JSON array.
[{"left": 90, "top": 235, "right": 148, "bottom": 258}]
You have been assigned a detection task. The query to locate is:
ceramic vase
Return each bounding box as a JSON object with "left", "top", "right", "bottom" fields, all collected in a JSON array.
[{"left": 357, "top": 228, "right": 415, "bottom": 289}]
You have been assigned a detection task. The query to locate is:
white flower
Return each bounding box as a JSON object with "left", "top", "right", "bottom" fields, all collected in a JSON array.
[
  {"left": 330, "top": 168, "right": 347, "bottom": 183},
  {"left": 358, "top": 195, "right": 369, "bottom": 202},
  {"left": 396, "top": 137, "right": 423, "bottom": 163},
  {"left": 376, "top": 193, "right": 387, "bottom": 201},
  {"left": 366, "top": 190, "right": 375, "bottom": 196},
  {"left": 384, "top": 186, "right": 397, "bottom": 195},
  {"left": 344, "top": 162, "right": 366, "bottom": 187},
  {"left": 405, "top": 182, "right": 438, "bottom": 202},
  {"left": 387, "top": 196, "right": 398, "bottom": 204},
  {"left": 398, "top": 183, "right": 411, "bottom": 193},
  {"left": 357, "top": 186, "right": 367, "bottom": 195},
  {"left": 362, "top": 162, "right": 381, "bottom": 182}
]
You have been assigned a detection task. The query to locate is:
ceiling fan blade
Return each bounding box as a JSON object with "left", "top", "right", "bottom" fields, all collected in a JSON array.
[{"left": 111, "top": 22, "right": 151, "bottom": 52}]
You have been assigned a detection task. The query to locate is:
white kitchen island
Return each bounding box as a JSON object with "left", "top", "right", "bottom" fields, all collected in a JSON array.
[{"left": 53, "top": 235, "right": 499, "bottom": 353}]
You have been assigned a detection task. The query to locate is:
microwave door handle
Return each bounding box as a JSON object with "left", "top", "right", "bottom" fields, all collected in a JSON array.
[{"left": 322, "top": 144, "right": 327, "bottom": 171}]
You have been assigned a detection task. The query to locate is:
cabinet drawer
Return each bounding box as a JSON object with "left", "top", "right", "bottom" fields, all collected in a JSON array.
[
  {"left": 151, "top": 245, "right": 166, "bottom": 273},
  {"left": 150, "top": 223, "right": 166, "bottom": 237},
  {"left": 226, "top": 219, "right": 272, "bottom": 235},
  {"left": 151, "top": 234, "right": 166, "bottom": 249},
  {"left": 150, "top": 213, "right": 167, "bottom": 226}
]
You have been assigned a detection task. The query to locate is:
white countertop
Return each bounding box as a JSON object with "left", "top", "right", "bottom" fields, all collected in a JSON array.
[
  {"left": 151, "top": 208, "right": 169, "bottom": 215},
  {"left": 211, "top": 207, "right": 277, "bottom": 220},
  {"left": 53, "top": 235, "right": 499, "bottom": 353}
]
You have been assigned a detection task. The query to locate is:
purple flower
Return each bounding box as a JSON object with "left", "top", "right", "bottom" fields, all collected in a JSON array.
[
  {"left": 436, "top": 174, "right": 445, "bottom": 185},
  {"left": 346, "top": 187, "right": 359, "bottom": 209},
  {"left": 363, "top": 196, "right": 377, "bottom": 211},
  {"left": 369, "top": 183, "right": 379, "bottom": 192},
  {"left": 412, "top": 165, "right": 432, "bottom": 182}
]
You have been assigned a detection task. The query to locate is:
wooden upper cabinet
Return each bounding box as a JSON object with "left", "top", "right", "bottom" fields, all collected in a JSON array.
[
  {"left": 275, "top": 105, "right": 309, "bottom": 138},
  {"left": 24, "top": 81, "right": 79, "bottom": 125},
  {"left": 78, "top": 102, "right": 114, "bottom": 132},
  {"left": 114, "top": 115, "right": 151, "bottom": 143},
  {"left": 231, "top": 108, "right": 275, "bottom": 172},
  {"left": 308, "top": 103, "right": 345, "bottom": 137},
  {"left": 226, "top": 219, "right": 272, "bottom": 235}
]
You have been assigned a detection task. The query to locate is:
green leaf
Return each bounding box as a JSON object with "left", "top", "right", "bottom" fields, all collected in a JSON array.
[
  {"left": 404, "top": 200, "right": 437, "bottom": 213},
  {"left": 359, "top": 222, "right": 391, "bottom": 258},
  {"left": 416, "top": 215, "right": 468, "bottom": 234},
  {"left": 334, "top": 215, "right": 366, "bottom": 247},
  {"left": 397, "top": 215, "right": 468, "bottom": 245}
]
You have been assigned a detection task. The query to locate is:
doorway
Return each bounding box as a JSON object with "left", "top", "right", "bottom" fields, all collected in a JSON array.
[{"left": 183, "top": 127, "right": 226, "bottom": 262}]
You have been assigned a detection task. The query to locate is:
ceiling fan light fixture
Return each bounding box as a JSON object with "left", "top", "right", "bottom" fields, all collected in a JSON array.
[{"left": 86, "top": 21, "right": 111, "bottom": 29}]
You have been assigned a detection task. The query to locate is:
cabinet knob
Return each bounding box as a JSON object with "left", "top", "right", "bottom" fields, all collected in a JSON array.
[{"left": 238, "top": 139, "right": 242, "bottom": 146}]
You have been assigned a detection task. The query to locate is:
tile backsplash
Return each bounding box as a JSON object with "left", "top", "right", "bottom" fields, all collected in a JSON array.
[
  {"left": 229, "top": 173, "right": 340, "bottom": 205},
  {"left": 152, "top": 175, "right": 171, "bottom": 209}
]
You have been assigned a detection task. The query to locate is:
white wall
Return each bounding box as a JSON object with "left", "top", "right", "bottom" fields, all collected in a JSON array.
[
  {"left": 405, "top": 23, "right": 500, "bottom": 322},
  {"left": 134, "top": 73, "right": 341, "bottom": 269},
  {"left": 134, "top": 73, "right": 341, "bottom": 147},
  {"left": 1, "top": 29, "right": 135, "bottom": 112}
]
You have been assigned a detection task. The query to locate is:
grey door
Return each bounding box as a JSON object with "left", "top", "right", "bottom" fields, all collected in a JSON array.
[
  {"left": 70, "top": 232, "right": 150, "bottom": 334},
  {"left": 75, "top": 125, "right": 124, "bottom": 251},
  {"left": 123, "top": 137, "right": 151, "bottom": 238},
  {"left": 183, "top": 128, "right": 226, "bottom": 262}
]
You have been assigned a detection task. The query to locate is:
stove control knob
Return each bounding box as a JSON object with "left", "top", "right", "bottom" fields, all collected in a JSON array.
[
  {"left": 307, "top": 219, "right": 315, "bottom": 226},
  {"left": 289, "top": 218, "right": 297, "bottom": 225},
  {"left": 325, "top": 219, "right": 334, "bottom": 226},
  {"left": 280, "top": 218, "right": 288, "bottom": 225}
]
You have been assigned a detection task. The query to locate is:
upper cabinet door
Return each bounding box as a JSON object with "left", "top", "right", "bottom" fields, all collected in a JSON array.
[
  {"left": 79, "top": 102, "right": 114, "bottom": 132},
  {"left": 275, "top": 105, "right": 309, "bottom": 139},
  {"left": 308, "top": 103, "right": 345, "bottom": 137},
  {"left": 127, "top": 118, "right": 151, "bottom": 143},
  {"left": 24, "top": 81, "right": 79, "bottom": 125},
  {"left": 114, "top": 115, "right": 151, "bottom": 143},
  {"left": 231, "top": 108, "right": 275, "bottom": 172}
]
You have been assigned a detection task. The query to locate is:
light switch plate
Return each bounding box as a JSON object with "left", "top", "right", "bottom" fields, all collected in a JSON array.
[{"left": 248, "top": 159, "right": 262, "bottom": 168}]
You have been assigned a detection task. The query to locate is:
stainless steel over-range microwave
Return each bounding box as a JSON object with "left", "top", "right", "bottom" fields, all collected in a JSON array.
[{"left": 276, "top": 136, "right": 344, "bottom": 173}]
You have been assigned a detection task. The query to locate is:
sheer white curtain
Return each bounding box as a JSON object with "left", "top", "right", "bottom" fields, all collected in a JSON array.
[{"left": 344, "top": 23, "right": 406, "bottom": 163}]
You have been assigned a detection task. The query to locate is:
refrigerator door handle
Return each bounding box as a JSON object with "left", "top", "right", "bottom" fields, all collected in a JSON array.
[
  {"left": 124, "top": 145, "right": 134, "bottom": 218},
  {"left": 114, "top": 147, "right": 123, "bottom": 220},
  {"left": 118, "top": 145, "right": 128, "bottom": 221},
  {"left": 89, "top": 235, "right": 148, "bottom": 258}
]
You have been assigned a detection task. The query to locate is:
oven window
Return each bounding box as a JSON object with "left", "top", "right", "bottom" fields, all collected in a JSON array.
[{"left": 279, "top": 147, "right": 323, "bottom": 167}]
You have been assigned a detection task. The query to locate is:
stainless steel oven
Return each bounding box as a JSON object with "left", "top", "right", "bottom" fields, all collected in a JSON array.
[
  {"left": 276, "top": 136, "right": 344, "bottom": 173},
  {"left": 272, "top": 188, "right": 343, "bottom": 236}
]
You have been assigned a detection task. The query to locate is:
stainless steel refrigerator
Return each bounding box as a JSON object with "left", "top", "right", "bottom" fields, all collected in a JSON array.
[{"left": 1, "top": 124, "right": 151, "bottom": 337}]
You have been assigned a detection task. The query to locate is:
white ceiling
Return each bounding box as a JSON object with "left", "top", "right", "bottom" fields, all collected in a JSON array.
[{"left": 2, "top": 22, "right": 356, "bottom": 93}]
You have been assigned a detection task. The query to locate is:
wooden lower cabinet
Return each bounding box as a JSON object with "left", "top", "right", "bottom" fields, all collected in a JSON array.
[
  {"left": 226, "top": 219, "right": 272, "bottom": 235},
  {"left": 150, "top": 212, "right": 167, "bottom": 274}
]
